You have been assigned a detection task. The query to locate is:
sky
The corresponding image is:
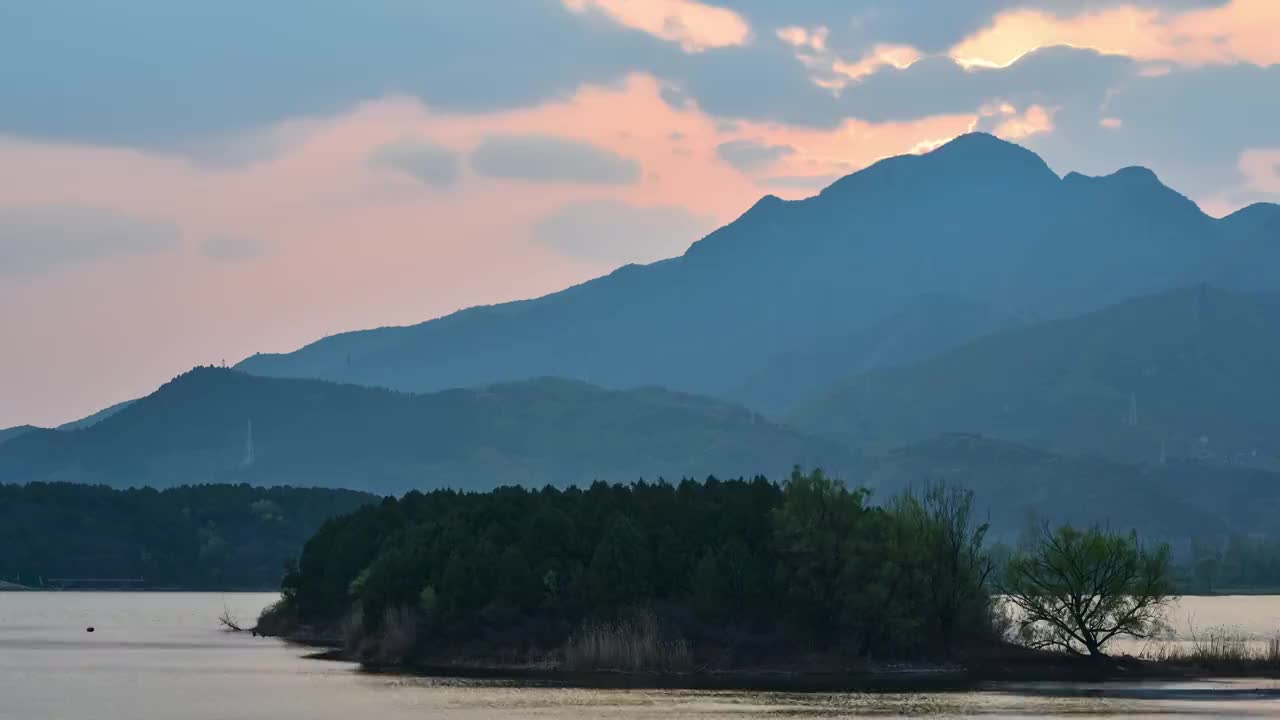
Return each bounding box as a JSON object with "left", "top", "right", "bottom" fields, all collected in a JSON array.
[{"left": 1, "top": 0, "right": 1278, "bottom": 428}]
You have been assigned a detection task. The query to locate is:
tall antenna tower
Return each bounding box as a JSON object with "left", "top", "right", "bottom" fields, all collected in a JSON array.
[{"left": 242, "top": 419, "right": 255, "bottom": 468}]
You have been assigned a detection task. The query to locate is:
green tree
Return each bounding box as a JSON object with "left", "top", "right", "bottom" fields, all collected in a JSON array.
[
  {"left": 585, "top": 514, "right": 651, "bottom": 609},
  {"left": 1002, "top": 524, "right": 1175, "bottom": 658},
  {"left": 887, "top": 484, "right": 994, "bottom": 655},
  {"left": 772, "top": 467, "right": 868, "bottom": 643}
]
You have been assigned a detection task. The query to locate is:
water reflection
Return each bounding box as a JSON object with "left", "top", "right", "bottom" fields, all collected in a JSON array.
[{"left": 1, "top": 592, "right": 1278, "bottom": 719}]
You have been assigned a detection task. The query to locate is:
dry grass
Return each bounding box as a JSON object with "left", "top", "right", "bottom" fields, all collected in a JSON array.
[
  {"left": 341, "top": 607, "right": 366, "bottom": 654},
  {"left": 376, "top": 605, "right": 419, "bottom": 664},
  {"left": 563, "top": 610, "right": 692, "bottom": 672},
  {"left": 1140, "top": 625, "right": 1280, "bottom": 673}
]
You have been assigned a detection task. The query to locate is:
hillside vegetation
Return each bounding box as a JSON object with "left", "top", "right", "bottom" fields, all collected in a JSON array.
[
  {"left": 267, "top": 470, "right": 996, "bottom": 667},
  {"left": 0, "top": 483, "right": 373, "bottom": 589},
  {"left": 792, "top": 286, "right": 1280, "bottom": 465},
  {"left": 861, "top": 434, "right": 1280, "bottom": 545},
  {"left": 0, "top": 367, "right": 851, "bottom": 493}
]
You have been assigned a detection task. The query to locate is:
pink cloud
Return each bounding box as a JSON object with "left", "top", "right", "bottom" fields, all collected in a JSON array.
[
  {"left": 562, "top": 0, "right": 750, "bottom": 52},
  {"left": 777, "top": 25, "right": 922, "bottom": 91},
  {"left": 1239, "top": 148, "right": 1280, "bottom": 194},
  {"left": 950, "top": 0, "right": 1280, "bottom": 68},
  {"left": 993, "top": 105, "right": 1054, "bottom": 141},
  {"left": 0, "top": 73, "right": 992, "bottom": 427}
]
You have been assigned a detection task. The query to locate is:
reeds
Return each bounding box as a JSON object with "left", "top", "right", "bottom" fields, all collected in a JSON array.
[
  {"left": 376, "top": 605, "right": 419, "bottom": 664},
  {"left": 563, "top": 609, "right": 692, "bottom": 672},
  {"left": 1141, "top": 625, "right": 1280, "bottom": 672}
]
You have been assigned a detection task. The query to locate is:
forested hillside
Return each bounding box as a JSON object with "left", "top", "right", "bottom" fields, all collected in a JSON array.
[
  {"left": 792, "top": 286, "right": 1280, "bottom": 465},
  {"left": 0, "top": 483, "right": 374, "bottom": 589},
  {"left": 269, "top": 471, "right": 995, "bottom": 666},
  {"left": 0, "top": 367, "right": 851, "bottom": 492}
]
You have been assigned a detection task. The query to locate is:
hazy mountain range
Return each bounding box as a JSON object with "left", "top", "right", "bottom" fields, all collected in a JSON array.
[
  {"left": 5, "top": 133, "right": 1279, "bottom": 539},
  {"left": 0, "top": 368, "right": 850, "bottom": 493},
  {"left": 792, "top": 286, "right": 1280, "bottom": 466},
  {"left": 864, "top": 434, "right": 1280, "bottom": 544},
  {"left": 728, "top": 293, "right": 1023, "bottom": 418},
  {"left": 237, "top": 133, "right": 1280, "bottom": 403}
]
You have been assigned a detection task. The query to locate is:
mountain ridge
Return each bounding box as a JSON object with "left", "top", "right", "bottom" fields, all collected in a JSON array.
[
  {"left": 790, "top": 285, "right": 1280, "bottom": 465},
  {"left": 236, "top": 133, "right": 1280, "bottom": 403},
  {"left": 0, "top": 367, "right": 852, "bottom": 493}
]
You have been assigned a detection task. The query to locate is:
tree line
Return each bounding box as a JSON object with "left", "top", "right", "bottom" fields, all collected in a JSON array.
[
  {"left": 272, "top": 469, "right": 1178, "bottom": 667},
  {"left": 0, "top": 482, "right": 373, "bottom": 589},
  {"left": 1181, "top": 536, "right": 1280, "bottom": 594}
]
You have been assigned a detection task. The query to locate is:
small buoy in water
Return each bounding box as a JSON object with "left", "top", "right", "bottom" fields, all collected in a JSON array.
[{"left": 86, "top": 627, "right": 95, "bottom": 633}]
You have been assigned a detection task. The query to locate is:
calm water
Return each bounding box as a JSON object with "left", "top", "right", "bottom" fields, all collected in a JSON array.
[{"left": 2, "top": 593, "right": 1280, "bottom": 719}]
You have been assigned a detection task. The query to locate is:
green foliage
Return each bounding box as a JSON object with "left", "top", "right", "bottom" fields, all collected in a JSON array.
[
  {"left": 586, "top": 515, "right": 651, "bottom": 608},
  {"left": 1002, "top": 524, "right": 1176, "bottom": 657},
  {"left": 0, "top": 482, "right": 373, "bottom": 589},
  {"left": 772, "top": 467, "right": 870, "bottom": 641},
  {"left": 279, "top": 469, "right": 1000, "bottom": 664},
  {"left": 1180, "top": 535, "right": 1280, "bottom": 593}
]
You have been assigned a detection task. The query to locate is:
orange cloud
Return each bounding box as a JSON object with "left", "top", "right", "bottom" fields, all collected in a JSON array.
[
  {"left": 993, "top": 105, "right": 1054, "bottom": 141},
  {"left": 777, "top": 25, "right": 921, "bottom": 91},
  {"left": 832, "top": 44, "right": 922, "bottom": 82},
  {"left": 950, "top": 0, "right": 1280, "bottom": 68},
  {"left": 563, "top": 0, "right": 750, "bottom": 52}
]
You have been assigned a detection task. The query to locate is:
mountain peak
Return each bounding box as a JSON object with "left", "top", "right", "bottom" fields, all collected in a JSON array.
[
  {"left": 1065, "top": 165, "right": 1163, "bottom": 188},
  {"left": 926, "top": 132, "right": 1057, "bottom": 175},
  {"left": 1221, "top": 201, "right": 1280, "bottom": 231},
  {"left": 934, "top": 132, "right": 1018, "bottom": 152},
  {"left": 741, "top": 193, "right": 785, "bottom": 219},
  {"left": 819, "top": 132, "right": 1058, "bottom": 203},
  {"left": 1110, "top": 165, "right": 1161, "bottom": 185}
]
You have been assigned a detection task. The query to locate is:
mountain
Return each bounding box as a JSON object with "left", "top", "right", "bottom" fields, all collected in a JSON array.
[
  {"left": 236, "top": 133, "right": 1280, "bottom": 400},
  {"left": 56, "top": 399, "right": 135, "bottom": 430},
  {"left": 790, "top": 286, "right": 1280, "bottom": 465},
  {"left": 0, "top": 425, "right": 38, "bottom": 446},
  {"left": 728, "top": 293, "right": 1023, "bottom": 417},
  {"left": 0, "top": 367, "right": 852, "bottom": 493},
  {"left": 862, "top": 434, "right": 1280, "bottom": 545}
]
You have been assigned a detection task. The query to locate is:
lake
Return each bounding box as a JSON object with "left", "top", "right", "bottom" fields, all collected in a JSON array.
[{"left": 2, "top": 592, "right": 1280, "bottom": 718}]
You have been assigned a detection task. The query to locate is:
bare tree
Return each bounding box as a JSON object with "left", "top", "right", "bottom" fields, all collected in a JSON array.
[
  {"left": 1001, "top": 524, "right": 1174, "bottom": 658},
  {"left": 218, "top": 604, "right": 245, "bottom": 632}
]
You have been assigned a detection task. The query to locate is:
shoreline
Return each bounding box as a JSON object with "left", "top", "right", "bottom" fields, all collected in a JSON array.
[
  {"left": 270, "top": 633, "right": 1272, "bottom": 693},
  {"left": 0, "top": 587, "right": 279, "bottom": 593}
]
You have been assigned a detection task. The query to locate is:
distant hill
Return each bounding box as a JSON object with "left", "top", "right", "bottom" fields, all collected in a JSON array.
[
  {"left": 0, "top": 483, "right": 373, "bottom": 590},
  {"left": 237, "top": 133, "right": 1280, "bottom": 401},
  {"left": 0, "top": 425, "right": 37, "bottom": 446},
  {"left": 791, "top": 286, "right": 1280, "bottom": 465},
  {"left": 728, "top": 294, "right": 1022, "bottom": 417},
  {"left": 0, "top": 401, "right": 136, "bottom": 449},
  {"left": 56, "top": 398, "right": 135, "bottom": 430},
  {"left": 863, "top": 434, "right": 1280, "bottom": 545},
  {"left": 0, "top": 367, "right": 852, "bottom": 493}
]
